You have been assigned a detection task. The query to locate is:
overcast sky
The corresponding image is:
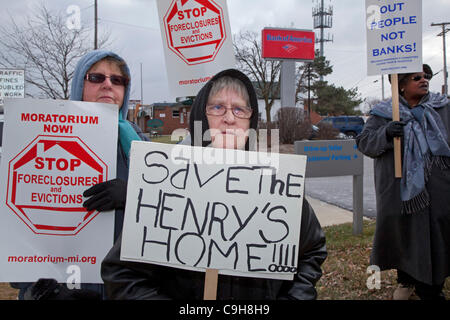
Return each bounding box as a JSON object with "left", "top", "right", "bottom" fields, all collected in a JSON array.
[{"left": 1, "top": 0, "right": 449, "bottom": 108}]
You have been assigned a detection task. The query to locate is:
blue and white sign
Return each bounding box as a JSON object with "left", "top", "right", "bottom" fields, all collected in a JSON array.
[
  {"left": 294, "top": 140, "right": 363, "bottom": 178},
  {"left": 365, "top": 0, "right": 422, "bottom": 76}
]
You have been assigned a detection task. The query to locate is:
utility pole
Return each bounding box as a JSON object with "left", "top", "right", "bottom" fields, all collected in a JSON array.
[
  {"left": 94, "top": 0, "right": 98, "bottom": 49},
  {"left": 307, "top": 63, "right": 312, "bottom": 119},
  {"left": 431, "top": 22, "right": 450, "bottom": 96},
  {"left": 140, "top": 63, "right": 144, "bottom": 105}
]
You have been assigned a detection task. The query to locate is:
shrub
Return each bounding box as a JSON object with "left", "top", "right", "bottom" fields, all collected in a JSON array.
[{"left": 276, "top": 107, "right": 312, "bottom": 144}]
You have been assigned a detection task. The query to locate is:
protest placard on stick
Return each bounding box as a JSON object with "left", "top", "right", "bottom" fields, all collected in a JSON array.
[
  {"left": 120, "top": 141, "right": 307, "bottom": 296},
  {"left": 365, "top": 0, "right": 423, "bottom": 177},
  {"left": 156, "top": 0, "right": 235, "bottom": 97}
]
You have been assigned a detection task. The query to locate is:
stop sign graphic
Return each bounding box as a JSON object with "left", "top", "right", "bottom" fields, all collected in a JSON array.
[
  {"left": 6, "top": 135, "right": 108, "bottom": 236},
  {"left": 164, "top": 0, "right": 227, "bottom": 65}
]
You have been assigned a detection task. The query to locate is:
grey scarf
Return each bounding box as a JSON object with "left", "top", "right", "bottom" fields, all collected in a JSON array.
[{"left": 371, "top": 92, "right": 450, "bottom": 214}]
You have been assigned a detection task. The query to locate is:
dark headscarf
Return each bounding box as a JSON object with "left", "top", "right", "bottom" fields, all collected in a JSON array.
[{"left": 188, "top": 69, "right": 259, "bottom": 149}]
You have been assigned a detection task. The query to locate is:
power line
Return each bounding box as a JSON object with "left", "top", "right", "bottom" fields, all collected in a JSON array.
[{"left": 98, "top": 18, "right": 159, "bottom": 31}]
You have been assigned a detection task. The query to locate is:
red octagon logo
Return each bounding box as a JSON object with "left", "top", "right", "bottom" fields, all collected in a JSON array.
[
  {"left": 6, "top": 135, "right": 108, "bottom": 236},
  {"left": 164, "top": 0, "right": 227, "bottom": 65}
]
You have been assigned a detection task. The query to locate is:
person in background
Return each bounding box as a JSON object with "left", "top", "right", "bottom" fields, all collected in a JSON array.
[
  {"left": 101, "top": 68, "right": 327, "bottom": 300},
  {"left": 11, "top": 50, "right": 148, "bottom": 300},
  {"left": 357, "top": 64, "right": 449, "bottom": 300}
]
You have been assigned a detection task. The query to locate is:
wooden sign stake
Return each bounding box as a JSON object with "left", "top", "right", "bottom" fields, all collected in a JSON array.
[
  {"left": 390, "top": 73, "right": 402, "bottom": 178},
  {"left": 203, "top": 268, "right": 219, "bottom": 300}
]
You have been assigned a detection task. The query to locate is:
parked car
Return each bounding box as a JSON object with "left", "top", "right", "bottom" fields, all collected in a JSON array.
[
  {"left": 310, "top": 124, "right": 348, "bottom": 140},
  {"left": 318, "top": 116, "right": 365, "bottom": 138}
]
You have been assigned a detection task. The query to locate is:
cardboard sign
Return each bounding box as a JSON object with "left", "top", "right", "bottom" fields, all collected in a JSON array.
[
  {"left": 121, "top": 141, "right": 307, "bottom": 280},
  {"left": 0, "top": 69, "right": 25, "bottom": 106},
  {"left": 365, "top": 0, "right": 422, "bottom": 75},
  {"left": 262, "top": 28, "right": 315, "bottom": 61},
  {"left": 0, "top": 98, "right": 117, "bottom": 283},
  {"left": 156, "top": 0, "right": 235, "bottom": 97}
]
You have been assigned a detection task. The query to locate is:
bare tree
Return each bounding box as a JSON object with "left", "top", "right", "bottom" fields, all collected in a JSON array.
[
  {"left": 233, "top": 31, "right": 281, "bottom": 123},
  {"left": 233, "top": 33, "right": 335, "bottom": 123},
  {"left": 0, "top": 4, "right": 110, "bottom": 100}
]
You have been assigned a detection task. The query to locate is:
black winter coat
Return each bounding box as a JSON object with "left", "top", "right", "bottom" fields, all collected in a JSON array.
[
  {"left": 356, "top": 94, "right": 450, "bottom": 285},
  {"left": 101, "top": 199, "right": 327, "bottom": 300}
]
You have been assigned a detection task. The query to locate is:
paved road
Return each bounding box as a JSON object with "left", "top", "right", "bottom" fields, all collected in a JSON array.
[{"left": 305, "top": 156, "right": 377, "bottom": 218}]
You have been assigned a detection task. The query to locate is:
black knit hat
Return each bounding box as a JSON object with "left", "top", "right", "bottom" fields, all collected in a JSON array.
[
  {"left": 188, "top": 69, "right": 259, "bottom": 149},
  {"left": 388, "top": 64, "right": 433, "bottom": 84}
]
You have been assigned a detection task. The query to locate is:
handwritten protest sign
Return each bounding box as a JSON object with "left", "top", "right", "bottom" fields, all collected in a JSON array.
[
  {"left": 0, "top": 98, "right": 117, "bottom": 283},
  {"left": 121, "top": 141, "right": 307, "bottom": 280},
  {"left": 366, "top": 0, "right": 422, "bottom": 75}
]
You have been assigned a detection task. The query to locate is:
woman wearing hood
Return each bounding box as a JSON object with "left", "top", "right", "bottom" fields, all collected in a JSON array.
[
  {"left": 357, "top": 64, "right": 450, "bottom": 300},
  {"left": 101, "top": 69, "right": 327, "bottom": 300},
  {"left": 13, "top": 50, "right": 148, "bottom": 300},
  {"left": 71, "top": 50, "right": 148, "bottom": 238}
]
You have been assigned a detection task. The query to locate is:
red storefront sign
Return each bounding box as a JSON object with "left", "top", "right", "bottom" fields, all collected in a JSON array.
[
  {"left": 262, "top": 28, "right": 315, "bottom": 61},
  {"left": 163, "top": 0, "right": 227, "bottom": 65},
  {"left": 6, "top": 135, "right": 107, "bottom": 236}
]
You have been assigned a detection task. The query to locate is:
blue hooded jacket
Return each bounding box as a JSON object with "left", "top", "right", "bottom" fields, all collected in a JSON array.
[
  {"left": 70, "top": 50, "right": 131, "bottom": 119},
  {"left": 70, "top": 50, "right": 148, "bottom": 240},
  {"left": 70, "top": 50, "right": 145, "bottom": 160}
]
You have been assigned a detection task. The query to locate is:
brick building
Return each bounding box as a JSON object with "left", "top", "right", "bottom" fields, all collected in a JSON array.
[
  {"left": 151, "top": 102, "right": 191, "bottom": 135},
  {"left": 131, "top": 100, "right": 192, "bottom": 136}
]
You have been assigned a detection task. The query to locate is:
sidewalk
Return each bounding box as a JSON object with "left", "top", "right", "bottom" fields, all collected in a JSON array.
[{"left": 306, "top": 196, "right": 355, "bottom": 228}]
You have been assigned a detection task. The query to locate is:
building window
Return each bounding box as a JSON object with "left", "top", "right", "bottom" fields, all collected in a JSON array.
[{"left": 172, "top": 110, "right": 180, "bottom": 118}]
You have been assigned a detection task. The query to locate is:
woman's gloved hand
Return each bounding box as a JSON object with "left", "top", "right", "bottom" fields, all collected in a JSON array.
[
  {"left": 24, "top": 279, "right": 101, "bottom": 300},
  {"left": 82, "top": 178, "right": 127, "bottom": 212},
  {"left": 386, "top": 121, "right": 406, "bottom": 139}
]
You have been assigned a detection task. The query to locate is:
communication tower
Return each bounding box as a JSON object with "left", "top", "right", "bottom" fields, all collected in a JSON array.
[{"left": 312, "top": 0, "right": 333, "bottom": 58}]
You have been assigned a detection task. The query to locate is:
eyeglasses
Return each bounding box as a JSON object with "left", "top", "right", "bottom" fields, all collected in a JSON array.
[
  {"left": 206, "top": 104, "right": 253, "bottom": 119},
  {"left": 85, "top": 73, "right": 129, "bottom": 86},
  {"left": 411, "top": 74, "right": 432, "bottom": 81}
]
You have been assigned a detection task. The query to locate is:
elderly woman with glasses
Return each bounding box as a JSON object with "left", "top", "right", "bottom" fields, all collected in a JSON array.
[
  {"left": 101, "top": 69, "right": 327, "bottom": 300},
  {"left": 357, "top": 64, "right": 450, "bottom": 300},
  {"left": 12, "top": 50, "right": 148, "bottom": 300}
]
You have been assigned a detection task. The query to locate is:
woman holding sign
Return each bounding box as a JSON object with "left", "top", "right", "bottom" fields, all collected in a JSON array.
[
  {"left": 101, "top": 69, "right": 327, "bottom": 300},
  {"left": 13, "top": 50, "right": 148, "bottom": 300},
  {"left": 72, "top": 50, "right": 148, "bottom": 236},
  {"left": 357, "top": 64, "right": 450, "bottom": 300}
]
